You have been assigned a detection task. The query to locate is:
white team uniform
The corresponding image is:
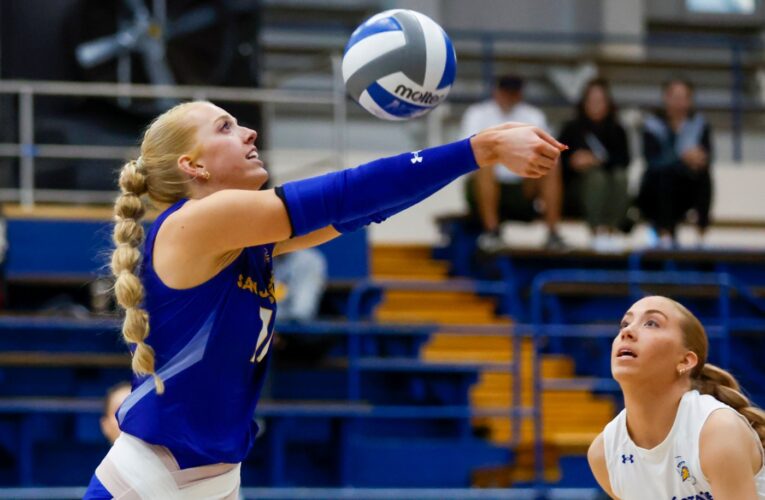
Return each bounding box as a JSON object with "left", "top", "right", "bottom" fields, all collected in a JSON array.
[{"left": 603, "top": 390, "right": 765, "bottom": 499}]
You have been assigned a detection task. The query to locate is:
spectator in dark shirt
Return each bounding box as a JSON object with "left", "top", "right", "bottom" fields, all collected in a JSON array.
[
  {"left": 560, "top": 78, "right": 631, "bottom": 252},
  {"left": 639, "top": 78, "right": 713, "bottom": 248}
]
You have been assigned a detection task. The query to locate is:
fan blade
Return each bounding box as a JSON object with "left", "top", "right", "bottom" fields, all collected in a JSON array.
[
  {"left": 123, "top": 0, "right": 151, "bottom": 22},
  {"left": 165, "top": 1, "right": 260, "bottom": 40},
  {"left": 76, "top": 25, "right": 146, "bottom": 68},
  {"left": 139, "top": 38, "right": 176, "bottom": 86},
  {"left": 165, "top": 5, "right": 218, "bottom": 39}
]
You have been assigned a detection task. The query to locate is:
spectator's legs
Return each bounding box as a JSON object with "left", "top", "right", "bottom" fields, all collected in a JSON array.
[
  {"left": 537, "top": 162, "right": 563, "bottom": 234},
  {"left": 639, "top": 167, "right": 678, "bottom": 239},
  {"left": 604, "top": 169, "right": 630, "bottom": 232},
  {"left": 581, "top": 167, "right": 608, "bottom": 232},
  {"left": 691, "top": 169, "right": 713, "bottom": 235},
  {"left": 473, "top": 166, "right": 501, "bottom": 233}
]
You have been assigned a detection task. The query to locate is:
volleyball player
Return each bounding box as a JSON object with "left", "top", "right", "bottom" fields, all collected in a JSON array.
[
  {"left": 588, "top": 295, "right": 765, "bottom": 499},
  {"left": 83, "top": 100, "right": 565, "bottom": 498}
]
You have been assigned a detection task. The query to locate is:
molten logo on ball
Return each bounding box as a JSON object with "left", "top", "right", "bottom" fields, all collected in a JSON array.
[
  {"left": 393, "top": 85, "right": 443, "bottom": 105},
  {"left": 342, "top": 9, "right": 457, "bottom": 121}
]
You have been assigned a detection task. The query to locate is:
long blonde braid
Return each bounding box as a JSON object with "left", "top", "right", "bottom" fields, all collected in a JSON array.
[
  {"left": 112, "top": 158, "right": 164, "bottom": 393},
  {"left": 111, "top": 101, "right": 206, "bottom": 394}
]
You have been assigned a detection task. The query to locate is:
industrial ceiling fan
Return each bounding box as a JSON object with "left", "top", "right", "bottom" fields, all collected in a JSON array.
[{"left": 75, "top": 0, "right": 259, "bottom": 110}]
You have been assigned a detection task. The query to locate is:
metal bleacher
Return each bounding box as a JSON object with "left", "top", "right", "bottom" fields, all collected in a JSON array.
[{"left": 0, "top": 4, "right": 764, "bottom": 496}]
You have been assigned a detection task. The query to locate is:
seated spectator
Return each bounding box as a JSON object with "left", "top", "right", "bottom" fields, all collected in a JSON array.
[
  {"left": 559, "top": 78, "right": 631, "bottom": 252},
  {"left": 100, "top": 381, "right": 131, "bottom": 444},
  {"left": 462, "top": 74, "right": 566, "bottom": 251},
  {"left": 273, "top": 248, "right": 327, "bottom": 323},
  {"left": 269, "top": 248, "right": 331, "bottom": 365},
  {"left": 638, "top": 78, "right": 713, "bottom": 248}
]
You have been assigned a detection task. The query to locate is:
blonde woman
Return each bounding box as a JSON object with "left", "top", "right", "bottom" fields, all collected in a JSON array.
[
  {"left": 589, "top": 295, "right": 765, "bottom": 499},
  {"left": 83, "top": 100, "right": 565, "bottom": 499}
]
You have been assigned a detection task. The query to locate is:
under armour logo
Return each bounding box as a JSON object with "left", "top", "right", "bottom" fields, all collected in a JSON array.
[
  {"left": 410, "top": 151, "right": 423, "bottom": 164},
  {"left": 621, "top": 454, "right": 634, "bottom": 464}
]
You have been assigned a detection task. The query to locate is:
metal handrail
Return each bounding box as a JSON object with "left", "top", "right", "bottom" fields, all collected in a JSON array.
[
  {"left": 345, "top": 279, "right": 524, "bottom": 448},
  {"left": 0, "top": 79, "right": 341, "bottom": 208},
  {"left": 0, "top": 80, "right": 335, "bottom": 103}
]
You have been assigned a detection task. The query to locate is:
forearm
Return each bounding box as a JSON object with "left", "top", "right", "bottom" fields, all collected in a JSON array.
[
  {"left": 278, "top": 124, "right": 562, "bottom": 236},
  {"left": 278, "top": 138, "right": 480, "bottom": 237}
]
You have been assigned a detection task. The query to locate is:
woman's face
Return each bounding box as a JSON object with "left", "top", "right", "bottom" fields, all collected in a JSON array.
[
  {"left": 185, "top": 102, "right": 267, "bottom": 191},
  {"left": 612, "top": 296, "right": 690, "bottom": 386},
  {"left": 584, "top": 85, "right": 609, "bottom": 122},
  {"left": 663, "top": 82, "right": 693, "bottom": 118}
]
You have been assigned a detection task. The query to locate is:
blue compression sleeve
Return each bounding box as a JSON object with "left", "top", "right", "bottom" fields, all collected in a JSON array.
[
  {"left": 277, "top": 138, "right": 479, "bottom": 237},
  {"left": 332, "top": 175, "right": 452, "bottom": 233}
]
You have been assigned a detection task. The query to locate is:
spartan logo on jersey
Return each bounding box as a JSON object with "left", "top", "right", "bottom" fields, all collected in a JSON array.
[
  {"left": 621, "top": 454, "right": 634, "bottom": 464},
  {"left": 674, "top": 456, "right": 697, "bottom": 485}
]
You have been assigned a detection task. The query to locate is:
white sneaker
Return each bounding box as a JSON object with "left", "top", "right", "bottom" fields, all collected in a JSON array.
[
  {"left": 592, "top": 234, "right": 611, "bottom": 253},
  {"left": 608, "top": 234, "right": 627, "bottom": 253},
  {"left": 477, "top": 232, "right": 505, "bottom": 252}
]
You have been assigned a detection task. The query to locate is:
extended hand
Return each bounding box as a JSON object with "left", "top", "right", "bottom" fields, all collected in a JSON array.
[
  {"left": 682, "top": 147, "right": 708, "bottom": 171},
  {"left": 471, "top": 123, "right": 566, "bottom": 178}
]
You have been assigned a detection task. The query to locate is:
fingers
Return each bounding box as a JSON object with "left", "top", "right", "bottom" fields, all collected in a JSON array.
[
  {"left": 535, "top": 140, "right": 560, "bottom": 161},
  {"left": 488, "top": 122, "right": 533, "bottom": 133},
  {"left": 531, "top": 127, "right": 567, "bottom": 151},
  {"left": 533, "top": 154, "right": 557, "bottom": 172}
]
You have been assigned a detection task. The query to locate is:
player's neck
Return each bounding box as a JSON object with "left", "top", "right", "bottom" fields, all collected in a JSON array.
[{"left": 622, "top": 383, "right": 687, "bottom": 449}]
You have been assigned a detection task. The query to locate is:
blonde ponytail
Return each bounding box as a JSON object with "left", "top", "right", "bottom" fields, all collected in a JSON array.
[
  {"left": 112, "top": 159, "right": 165, "bottom": 394},
  {"left": 668, "top": 297, "right": 765, "bottom": 449},
  {"left": 694, "top": 363, "right": 765, "bottom": 448}
]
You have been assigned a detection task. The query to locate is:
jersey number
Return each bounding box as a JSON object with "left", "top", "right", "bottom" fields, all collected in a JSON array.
[{"left": 250, "top": 307, "right": 274, "bottom": 363}]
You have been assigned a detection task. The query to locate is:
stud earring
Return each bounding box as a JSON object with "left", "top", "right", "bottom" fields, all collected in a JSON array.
[{"left": 202, "top": 171, "right": 211, "bottom": 181}]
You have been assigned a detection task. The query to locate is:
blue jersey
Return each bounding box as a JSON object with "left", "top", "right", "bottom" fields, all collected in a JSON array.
[{"left": 117, "top": 198, "right": 277, "bottom": 468}]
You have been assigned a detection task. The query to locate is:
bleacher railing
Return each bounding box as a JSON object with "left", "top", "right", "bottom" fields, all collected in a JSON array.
[
  {"left": 0, "top": 270, "right": 763, "bottom": 496},
  {"left": 1, "top": 29, "right": 763, "bottom": 208},
  {"left": 0, "top": 79, "right": 340, "bottom": 207}
]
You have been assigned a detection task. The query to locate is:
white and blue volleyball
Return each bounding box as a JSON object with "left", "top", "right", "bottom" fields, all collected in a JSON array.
[{"left": 342, "top": 9, "right": 457, "bottom": 121}]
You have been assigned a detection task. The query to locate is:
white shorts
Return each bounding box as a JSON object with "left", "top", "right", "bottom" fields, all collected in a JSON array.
[{"left": 95, "top": 433, "right": 241, "bottom": 500}]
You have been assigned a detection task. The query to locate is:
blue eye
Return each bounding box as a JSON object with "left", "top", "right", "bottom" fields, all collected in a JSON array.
[
  {"left": 645, "top": 319, "right": 658, "bottom": 327},
  {"left": 221, "top": 120, "right": 231, "bottom": 131}
]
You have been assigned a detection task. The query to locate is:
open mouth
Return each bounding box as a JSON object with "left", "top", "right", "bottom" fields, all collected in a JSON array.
[
  {"left": 246, "top": 148, "right": 259, "bottom": 160},
  {"left": 616, "top": 348, "right": 637, "bottom": 358}
]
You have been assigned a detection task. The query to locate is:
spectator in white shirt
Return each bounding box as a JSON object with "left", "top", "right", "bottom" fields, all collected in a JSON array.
[{"left": 462, "top": 75, "right": 566, "bottom": 251}]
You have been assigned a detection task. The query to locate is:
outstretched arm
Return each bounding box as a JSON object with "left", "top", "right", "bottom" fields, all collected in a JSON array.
[{"left": 163, "top": 124, "right": 565, "bottom": 261}]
